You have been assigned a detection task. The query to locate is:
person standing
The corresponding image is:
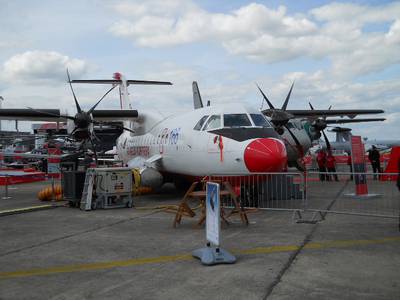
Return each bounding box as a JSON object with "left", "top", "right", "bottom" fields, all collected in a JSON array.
[
  {"left": 396, "top": 158, "right": 400, "bottom": 192},
  {"left": 368, "top": 145, "right": 381, "bottom": 180},
  {"left": 316, "top": 150, "right": 327, "bottom": 181},
  {"left": 326, "top": 152, "right": 339, "bottom": 182},
  {"left": 347, "top": 154, "right": 353, "bottom": 180}
]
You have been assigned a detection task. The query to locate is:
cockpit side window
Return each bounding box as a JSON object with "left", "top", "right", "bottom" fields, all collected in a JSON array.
[
  {"left": 223, "top": 114, "right": 252, "bottom": 127},
  {"left": 250, "top": 114, "right": 271, "bottom": 127},
  {"left": 194, "top": 115, "right": 209, "bottom": 131},
  {"left": 203, "top": 115, "right": 221, "bottom": 131}
]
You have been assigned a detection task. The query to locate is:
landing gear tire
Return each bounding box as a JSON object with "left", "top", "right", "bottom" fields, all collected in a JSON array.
[
  {"left": 91, "top": 201, "right": 97, "bottom": 210},
  {"left": 174, "top": 179, "right": 192, "bottom": 192}
]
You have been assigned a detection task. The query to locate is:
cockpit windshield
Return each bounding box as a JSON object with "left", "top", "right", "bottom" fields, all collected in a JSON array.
[
  {"left": 223, "top": 114, "right": 252, "bottom": 127},
  {"left": 203, "top": 115, "right": 221, "bottom": 130},
  {"left": 194, "top": 115, "right": 209, "bottom": 131},
  {"left": 250, "top": 114, "right": 272, "bottom": 127}
]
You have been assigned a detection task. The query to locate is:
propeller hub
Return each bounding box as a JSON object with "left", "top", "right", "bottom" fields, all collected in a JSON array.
[{"left": 312, "top": 118, "right": 327, "bottom": 131}]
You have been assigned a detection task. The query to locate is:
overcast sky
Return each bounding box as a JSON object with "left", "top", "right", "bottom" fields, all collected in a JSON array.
[{"left": 0, "top": 0, "right": 399, "bottom": 141}]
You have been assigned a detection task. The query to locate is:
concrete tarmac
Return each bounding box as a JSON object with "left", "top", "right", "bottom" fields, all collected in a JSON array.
[{"left": 0, "top": 180, "right": 399, "bottom": 299}]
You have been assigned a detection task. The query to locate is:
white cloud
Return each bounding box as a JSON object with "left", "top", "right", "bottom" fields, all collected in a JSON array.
[
  {"left": 1, "top": 51, "right": 88, "bottom": 84},
  {"left": 109, "top": 1, "right": 400, "bottom": 78},
  {"left": 109, "top": 2, "right": 317, "bottom": 48}
]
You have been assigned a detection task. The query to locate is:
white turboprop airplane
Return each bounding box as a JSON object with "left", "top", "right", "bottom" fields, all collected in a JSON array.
[
  {"left": 86, "top": 75, "right": 287, "bottom": 188},
  {"left": 0, "top": 72, "right": 385, "bottom": 189}
]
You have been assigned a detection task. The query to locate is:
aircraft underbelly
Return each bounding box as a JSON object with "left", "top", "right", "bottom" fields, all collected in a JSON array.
[{"left": 163, "top": 150, "right": 247, "bottom": 176}]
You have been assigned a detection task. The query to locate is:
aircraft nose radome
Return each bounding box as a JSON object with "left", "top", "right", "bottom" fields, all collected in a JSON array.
[{"left": 244, "top": 138, "right": 287, "bottom": 172}]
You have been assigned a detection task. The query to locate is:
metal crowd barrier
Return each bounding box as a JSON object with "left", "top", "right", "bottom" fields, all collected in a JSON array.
[
  {"left": 1, "top": 176, "right": 12, "bottom": 199},
  {"left": 208, "top": 171, "right": 399, "bottom": 221},
  {"left": 209, "top": 172, "right": 306, "bottom": 211},
  {"left": 306, "top": 172, "right": 400, "bottom": 219}
]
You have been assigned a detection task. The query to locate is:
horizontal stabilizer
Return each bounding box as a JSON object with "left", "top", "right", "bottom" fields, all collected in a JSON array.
[{"left": 71, "top": 79, "right": 172, "bottom": 86}]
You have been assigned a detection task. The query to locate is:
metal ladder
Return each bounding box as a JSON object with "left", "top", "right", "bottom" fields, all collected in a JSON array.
[{"left": 80, "top": 169, "right": 95, "bottom": 211}]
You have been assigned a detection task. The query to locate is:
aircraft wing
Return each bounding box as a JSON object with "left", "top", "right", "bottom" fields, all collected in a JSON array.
[
  {"left": 325, "top": 118, "right": 386, "bottom": 124},
  {"left": 0, "top": 109, "right": 138, "bottom": 121},
  {"left": 0, "top": 152, "right": 78, "bottom": 159},
  {"left": 262, "top": 109, "right": 384, "bottom": 119},
  {"left": 0, "top": 109, "right": 65, "bottom": 121},
  {"left": 145, "top": 154, "right": 162, "bottom": 167}
]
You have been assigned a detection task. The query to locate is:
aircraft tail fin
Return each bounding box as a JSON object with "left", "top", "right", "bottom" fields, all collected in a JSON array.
[{"left": 192, "top": 81, "right": 203, "bottom": 109}]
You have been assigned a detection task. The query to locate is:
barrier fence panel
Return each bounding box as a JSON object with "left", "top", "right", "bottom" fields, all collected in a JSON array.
[
  {"left": 1, "top": 176, "right": 12, "bottom": 199},
  {"left": 306, "top": 172, "right": 399, "bottom": 218},
  {"left": 209, "top": 172, "right": 306, "bottom": 211}
]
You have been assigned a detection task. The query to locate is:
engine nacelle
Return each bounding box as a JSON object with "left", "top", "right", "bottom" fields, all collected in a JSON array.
[{"left": 133, "top": 167, "right": 163, "bottom": 190}]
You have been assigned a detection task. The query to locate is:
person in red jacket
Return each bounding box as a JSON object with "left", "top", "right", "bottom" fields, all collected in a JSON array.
[
  {"left": 316, "top": 150, "right": 327, "bottom": 181},
  {"left": 347, "top": 154, "right": 353, "bottom": 180},
  {"left": 326, "top": 152, "right": 339, "bottom": 181}
]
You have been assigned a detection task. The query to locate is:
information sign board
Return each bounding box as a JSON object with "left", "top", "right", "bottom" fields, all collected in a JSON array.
[{"left": 206, "top": 182, "right": 220, "bottom": 246}]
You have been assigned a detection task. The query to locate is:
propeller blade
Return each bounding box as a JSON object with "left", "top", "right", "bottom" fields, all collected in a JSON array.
[
  {"left": 322, "top": 130, "right": 331, "bottom": 153},
  {"left": 281, "top": 82, "right": 294, "bottom": 110},
  {"left": 120, "top": 126, "right": 135, "bottom": 134},
  {"left": 27, "top": 107, "right": 75, "bottom": 121},
  {"left": 88, "top": 135, "right": 98, "bottom": 165},
  {"left": 309, "top": 102, "right": 314, "bottom": 110},
  {"left": 88, "top": 85, "right": 117, "bottom": 114},
  {"left": 69, "top": 127, "right": 78, "bottom": 138},
  {"left": 323, "top": 105, "right": 332, "bottom": 121},
  {"left": 283, "top": 123, "right": 304, "bottom": 157},
  {"left": 256, "top": 83, "right": 275, "bottom": 109},
  {"left": 67, "top": 69, "right": 82, "bottom": 113}
]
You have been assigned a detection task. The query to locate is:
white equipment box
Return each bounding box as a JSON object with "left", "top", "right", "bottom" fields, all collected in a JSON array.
[
  {"left": 81, "top": 167, "right": 133, "bottom": 210},
  {"left": 95, "top": 167, "right": 132, "bottom": 195}
]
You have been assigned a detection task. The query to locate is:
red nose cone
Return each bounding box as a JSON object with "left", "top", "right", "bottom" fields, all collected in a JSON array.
[{"left": 244, "top": 138, "right": 287, "bottom": 172}]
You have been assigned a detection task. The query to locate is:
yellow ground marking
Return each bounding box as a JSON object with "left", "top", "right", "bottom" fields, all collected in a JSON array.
[
  {"left": 0, "top": 205, "right": 53, "bottom": 215},
  {"left": 0, "top": 236, "right": 399, "bottom": 280}
]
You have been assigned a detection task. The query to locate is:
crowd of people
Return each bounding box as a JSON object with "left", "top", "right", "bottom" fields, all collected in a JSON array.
[
  {"left": 315, "top": 145, "right": 386, "bottom": 182},
  {"left": 316, "top": 149, "right": 338, "bottom": 181}
]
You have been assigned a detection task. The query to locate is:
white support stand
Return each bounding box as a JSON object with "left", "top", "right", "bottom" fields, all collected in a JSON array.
[
  {"left": 192, "top": 243, "right": 236, "bottom": 266},
  {"left": 192, "top": 182, "right": 236, "bottom": 266}
]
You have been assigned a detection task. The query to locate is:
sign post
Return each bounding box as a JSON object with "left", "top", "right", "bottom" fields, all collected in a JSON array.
[
  {"left": 351, "top": 136, "right": 368, "bottom": 195},
  {"left": 192, "top": 182, "right": 236, "bottom": 265},
  {"left": 346, "top": 136, "right": 380, "bottom": 198}
]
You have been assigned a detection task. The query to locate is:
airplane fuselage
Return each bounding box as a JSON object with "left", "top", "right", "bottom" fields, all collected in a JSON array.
[{"left": 116, "top": 104, "right": 288, "bottom": 177}]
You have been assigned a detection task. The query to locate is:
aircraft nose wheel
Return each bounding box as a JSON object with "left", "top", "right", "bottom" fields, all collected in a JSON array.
[{"left": 91, "top": 201, "right": 97, "bottom": 210}]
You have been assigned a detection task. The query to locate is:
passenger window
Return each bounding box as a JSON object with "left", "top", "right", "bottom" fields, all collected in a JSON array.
[
  {"left": 194, "top": 115, "right": 209, "bottom": 131},
  {"left": 224, "top": 114, "right": 252, "bottom": 127},
  {"left": 203, "top": 115, "right": 221, "bottom": 130},
  {"left": 250, "top": 114, "right": 271, "bottom": 127}
]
